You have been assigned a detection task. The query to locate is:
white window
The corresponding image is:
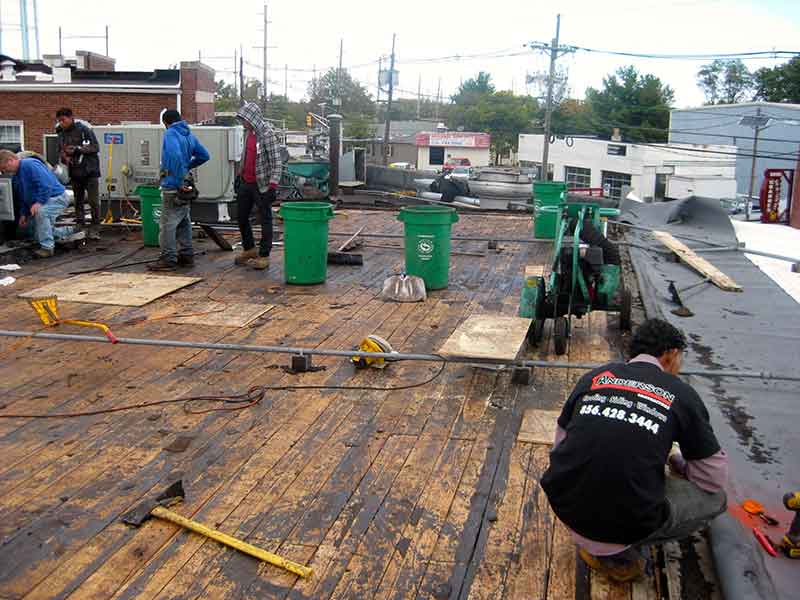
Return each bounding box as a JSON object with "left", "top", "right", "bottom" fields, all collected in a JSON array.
[
  {"left": 565, "top": 166, "right": 591, "bottom": 188},
  {"left": 601, "top": 170, "right": 632, "bottom": 200},
  {"left": 0, "top": 121, "right": 24, "bottom": 150}
]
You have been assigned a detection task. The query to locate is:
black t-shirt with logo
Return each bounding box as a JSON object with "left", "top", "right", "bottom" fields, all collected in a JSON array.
[{"left": 540, "top": 361, "right": 721, "bottom": 545}]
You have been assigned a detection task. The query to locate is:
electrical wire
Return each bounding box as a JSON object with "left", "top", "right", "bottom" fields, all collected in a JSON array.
[{"left": 0, "top": 361, "right": 447, "bottom": 419}]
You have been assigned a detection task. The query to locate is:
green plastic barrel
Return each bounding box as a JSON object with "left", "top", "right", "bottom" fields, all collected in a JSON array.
[
  {"left": 533, "top": 181, "right": 567, "bottom": 207},
  {"left": 534, "top": 205, "right": 562, "bottom": 239},
  {"left": 279, "top": 201, "right": 335, "bottom": 285},
  {"left": 397, "top": 205, "right": 459, "bottom": 290},
  {"left": 136, "top": 186, "right": 162, "bottom": 247}
]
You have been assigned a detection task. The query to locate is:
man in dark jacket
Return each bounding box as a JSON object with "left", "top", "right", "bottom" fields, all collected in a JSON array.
[
  {"left": 541, "top": 319, "right": 727, "bottom": 582},
  {"left": 56, "top": 108, "right": 101, "bottom": 238},
  {"left": 234, "top": 102, "right": 283, "bottom": 270},
  {"left": 148, "top": 109, "right": 210, "bottom": 271}
]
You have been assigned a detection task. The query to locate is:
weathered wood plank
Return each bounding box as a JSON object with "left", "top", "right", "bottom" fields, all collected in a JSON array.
[{"left": 652, "top": 231, "right": 741, "bottom": 292}]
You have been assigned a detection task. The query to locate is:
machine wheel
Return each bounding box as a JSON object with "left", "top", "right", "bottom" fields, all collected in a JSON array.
[
  {"left": 527, "top": 319, "right": 545, "bottom": 346},
  {"left": 554, "top": 317, "right": 569, "bottom": 355},
  {"left": 619, "top": 289, "right": 633, "bottom": 332}
]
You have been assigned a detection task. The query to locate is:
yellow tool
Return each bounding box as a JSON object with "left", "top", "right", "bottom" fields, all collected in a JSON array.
[
  {"left": 352, "top": 335, "right": 396, "bottom": 369},
  {"left": 780, "top": 491, "right": 800, "bottom": 558},
  {"left": 28, "top": 295, "right": 118, "bottom": 343},
  {"left": 122, "top": 481, "right": 313, "bottom": 578}
]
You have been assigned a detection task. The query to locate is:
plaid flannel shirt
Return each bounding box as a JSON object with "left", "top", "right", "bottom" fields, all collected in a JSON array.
[{"left": 236, "top": 102, "right": 283, "bottom": 193}]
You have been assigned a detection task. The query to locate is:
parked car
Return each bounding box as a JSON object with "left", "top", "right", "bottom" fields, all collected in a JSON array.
[
  {"left": 443, "top": 157, "right": 471, "bottom": 172},
  {"left": 449, "top": 166, "right": 473, "bottom": 181}
]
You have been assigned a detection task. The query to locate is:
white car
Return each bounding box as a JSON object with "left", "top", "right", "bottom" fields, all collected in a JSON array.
[{"left": 449, "top": 166, "right": 473, "bottom": 181}]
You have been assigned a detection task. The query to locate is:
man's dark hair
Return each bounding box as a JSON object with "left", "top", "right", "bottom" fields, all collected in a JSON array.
[
  {"left": 629, "top": 318, "right": 687, "bottom": 358},
  {"left": 55, "top": 107, "right": 73, "bottom": 118},
  {"left": 162, "top": 109, "right": 182, "bottom": 126}
]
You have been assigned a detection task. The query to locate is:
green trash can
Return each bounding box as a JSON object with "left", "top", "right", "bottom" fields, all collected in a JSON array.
[
  {"left": 136, "top": 185, "right": 162, "bottom": 247},
  {"left": 397, "top": 205, "right": 459, "bottom": 290},
  {"left": 534, "top": 205, "right": 562, "bottom": 240},
  {"left": 279, "top": 201, "right": 335, "bottom": 285},
  {"left": 533, "top": 181, "right": 567, "bottom": 207}
]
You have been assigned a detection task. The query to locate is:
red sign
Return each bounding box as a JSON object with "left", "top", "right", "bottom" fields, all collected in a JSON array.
[{"left": 415, "top": 132, "right": 491, "bottom": 148}]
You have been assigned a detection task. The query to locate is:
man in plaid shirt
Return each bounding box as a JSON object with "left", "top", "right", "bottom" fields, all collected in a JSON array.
[{"left": 234, "top": 102, "right": 283, "bottom": 270}]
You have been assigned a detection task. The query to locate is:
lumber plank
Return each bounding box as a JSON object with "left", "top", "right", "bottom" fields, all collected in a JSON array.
[
  {"left": 652, "top": 231, "right": 742, "bottom": 292},
  {"left": 438, "top": 314, "right": 532, "bottom": 362},
  {"left": 517, "top": 409, "right": 560, "bottom": 445},
  {"left": 546, "top": 520, "right": 578, "bottom": 600}
]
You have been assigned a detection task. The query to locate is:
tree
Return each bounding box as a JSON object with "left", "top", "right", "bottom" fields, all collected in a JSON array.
[
  {"left": 697, "top": 59, "right": 753, "bottom": 104},
  {"left": 450, "top": 71, "right": 495, "bottom": 105},
  {"left": 307, "top": 68, "right": 374, "bottom": 118},
  {"left": 550, "top": 98, "right": 595, "bottom": 136},
  {"left": 455, "top": 91, "right": 538, "bottom": 158},
  {"left": 584, "top": 66, "right": 674, "bottom": 142},
  {"left": 214, "top": 78, "right": 263, "bottom": 112},
  {"left": 754, "top": 56, "right": 800, "bottom": 103}
]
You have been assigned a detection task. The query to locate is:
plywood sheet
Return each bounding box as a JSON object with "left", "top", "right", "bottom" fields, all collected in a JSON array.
[
  {"left": 438, "top": 314, "right": 531, "bottom": 361},
  {"left": 19, "top": 272, "right": 202, "bottom": 307},
  {"left": 525, "top": 265, "right": 546, "bottom": 278},
  {"left": 168, "top": 302, "right": 274, "bottom": 327},
  {"left": 518, "top": 409, "right": 560, "bottom": 445},
  {"left": 652, "top": 231, "right": 742, "bottom": 292}
]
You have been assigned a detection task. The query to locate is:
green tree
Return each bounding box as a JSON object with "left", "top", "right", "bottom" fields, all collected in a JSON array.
[
  {"left": 584, "top": 66, "right": 674, "bottom": 142},
  {"left": 451, "top": 71, "right": 495, "bottom": 105},
  {"left": 214, "top": 80, "right": 238, "bottom": 112},
  {"left": 307, "top": 68, "right": 374, "bottom": 118},
  {"left": 457, "top": 91, "right": 538, "bottom": 158},
  {"left": 697, "top": 59, "right": 753, "bottom": 104},
  {"left": 550, "top": 98, "right": 595, "bottom": 136},
  {"left": 754, "top": 56, "right": 800, "bottom": 103}
]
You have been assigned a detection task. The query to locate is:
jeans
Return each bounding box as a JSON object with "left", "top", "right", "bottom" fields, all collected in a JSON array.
[
  {"left": 72, "top": 176, "right": 100, "bottom": 228},
  {"left": 34, "top": 193, "right": 74, "bottom": 250},
  {"left": 636, "top": 477, "right": 727, "bottom": 547},
  {"left": 159, "top": 191, "right": 192, "bottom": 263},
  {"left": 237, "top": 182, "right": 274, "bottom": 257}
]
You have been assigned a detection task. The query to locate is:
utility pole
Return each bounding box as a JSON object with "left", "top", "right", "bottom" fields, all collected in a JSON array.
[
  {"left": 239, "top": 46, "right": 245, "bottom": 106},
  {"left": 417, "top": 74, "right": 421, "bottom": 120},
  {"left": 540, "top": 14, "right": 561, "bottom": 182},
  {"left": 382, "top": 34, "right": 396, "bottom": 166},
  {"left": 745, "top": 107, "right": 767, "bottom": 221},
  {"left": 233, "top": 48, "right": 238, "bottom": 98},
  {"left": 376, "top": 57, "right": 382, "bottom": 107},
  {"left": 263, "top": 4, "right": 269, "bottom": 110},
  {"left": 20, "top": 0, "right": 29, "bottom": 60},
  {"left": 33, "top": 0, "right": 41, "bottom": 58},
  {"left": 336, "top": 39, "right": 343, "bottom": 108},
  {"left": 105, "top": 25, "right": 108, "bottom": 57},
  {"left": 284, "top": 63, "right": 288, "bottom": 98},
  {"left": 435, "top": 77, "right": 441, "bottom": 120}
]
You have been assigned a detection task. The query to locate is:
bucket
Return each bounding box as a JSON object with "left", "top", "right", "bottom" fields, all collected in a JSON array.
[
  {"left": 278, "top": 202, "right": 335, "bottom": 285},
  {"left": 136, "top": 186, "right": 162, "bottom": 247},
  {"left": 397, "top": 205, "right": 459, "bottom": 290}
]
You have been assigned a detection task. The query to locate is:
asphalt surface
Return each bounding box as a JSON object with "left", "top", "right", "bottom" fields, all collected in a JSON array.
[{"left": 621, "top": 197, "right": 797, "bottom": 599}]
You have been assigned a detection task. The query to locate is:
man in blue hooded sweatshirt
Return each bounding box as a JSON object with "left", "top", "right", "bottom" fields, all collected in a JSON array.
[
  {"left": 0, "top": 150, "right": 75, "bottom": 258},
  {"left": 149, "top": 109, "right": 210, "bottom": 271}
]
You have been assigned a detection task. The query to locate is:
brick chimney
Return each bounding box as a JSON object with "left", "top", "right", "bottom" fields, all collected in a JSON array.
[{"left": 180, "top": 61, "right": 215, "bottom": 124}]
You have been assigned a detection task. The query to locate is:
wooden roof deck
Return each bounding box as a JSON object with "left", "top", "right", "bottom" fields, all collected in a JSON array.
[{"left": 0, "top": 209, "right": 660, "bottom": 599}]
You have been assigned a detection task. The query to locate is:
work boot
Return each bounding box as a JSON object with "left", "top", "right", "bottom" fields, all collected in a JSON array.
[
  {"left": 147, "top": 258, "right": 178, "bottom": 272},
  {"left": 250, "top": 256, "right": 270, "bottom": 270},
  {"left": 177, "top": 255, "right": 195, "bottom": 268},
  {"left": 578, "top": 548, "right": 645, "bottom": 583},
  {"left": 33, "top": 246, "right": 54, "bottom": 259},
  {"left": 235, "top": 247, "right": 258, "bottom": 266}
]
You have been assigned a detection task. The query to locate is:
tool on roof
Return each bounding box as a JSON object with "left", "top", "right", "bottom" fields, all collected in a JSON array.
[
  {"left": 121, "top": 480, "right": 313, "bottom": 578},
  {"left": 28, "top": 295, "right": 118, "bottom": 343},
  {"left": 667, "top": 278, "right": 712, "bottom": 318},
  {"left": 327, "top": 252, "right": 363, "bottom": 265},
  {"left": 197, "top": 223, "right": 234, "bottom": 251},
  {"left": 381, "top": 273, "right": 426, "bottom": 303},
  {"left": 753, "top": 527, "right": 778, "bottom": 557},
  {"left": 351, "top": 335, "right": 397, "bottom": 369},
  {"left": 742, "top": 499, "right": 780, "bottom": 527},
  {"left": 779, "top": 491, "right": 800, "bottom": 559}
]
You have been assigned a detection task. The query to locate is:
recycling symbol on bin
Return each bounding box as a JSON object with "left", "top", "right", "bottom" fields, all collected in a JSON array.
[{"left": 417, "top": 239, "right": 434, "bottom": 254}]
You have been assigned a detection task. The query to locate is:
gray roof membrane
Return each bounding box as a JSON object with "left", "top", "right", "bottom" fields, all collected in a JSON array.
[{"left": 621, "top": 197, "right": 797, "bottom": 599}]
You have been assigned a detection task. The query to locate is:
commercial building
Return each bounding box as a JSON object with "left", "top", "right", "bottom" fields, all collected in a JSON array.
[
  {"left": 669, "top": 102, "right": 800, "bottom": 201},
  {"left": 517, "top": 133, "right": 737, "bottom": 201},
  {"left": 0, "top": 51, "right": 215, "bottom": 154}
]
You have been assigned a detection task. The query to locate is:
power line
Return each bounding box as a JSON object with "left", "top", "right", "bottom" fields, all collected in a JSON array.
[{"left": 555, "top": 45, "right": 800, "bottom": 61}]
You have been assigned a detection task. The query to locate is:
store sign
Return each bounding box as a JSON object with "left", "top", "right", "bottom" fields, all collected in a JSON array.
[{"left": 429, "top": 134, "right": 476, "bottom": 147}]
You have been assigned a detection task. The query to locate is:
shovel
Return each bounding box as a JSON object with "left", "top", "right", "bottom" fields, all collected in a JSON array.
[{"left": 121, "top": 480, "right": 313, "bottom": 578}]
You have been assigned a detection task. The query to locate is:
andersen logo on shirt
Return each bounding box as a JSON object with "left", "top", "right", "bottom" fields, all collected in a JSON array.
[{"left": 590, "top": 371, "right": 675, "bottom": 410}]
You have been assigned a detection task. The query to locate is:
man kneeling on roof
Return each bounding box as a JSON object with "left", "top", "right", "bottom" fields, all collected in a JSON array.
[{"left": 541, "top": 318, "right": 727, "bottom": 583}]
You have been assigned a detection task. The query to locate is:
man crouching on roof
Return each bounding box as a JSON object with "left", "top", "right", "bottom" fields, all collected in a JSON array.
[{"left": 541, "top": 318, "right": 728, "bottom": 582}]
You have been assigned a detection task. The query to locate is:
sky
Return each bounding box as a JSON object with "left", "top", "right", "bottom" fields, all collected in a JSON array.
[{"left": 1, "top": 0, "right": 799, "bottom": 109}]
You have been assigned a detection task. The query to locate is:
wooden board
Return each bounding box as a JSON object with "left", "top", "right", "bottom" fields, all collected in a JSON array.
[
  {"left": 438, "top": 314, "right": 532, "bottom": 362},
  {"left": 19, "top": 272, "right": 202, "bottom": 307},
  {"left": 518, "top": 409, "right": 560, "bottom": 445},
  {"left": 168, "top": 302, "right": 274, "bottom": 327},
  {"left": 652, "top": 231, "right": 742, "bottom": 292},
  {"left": 525, "top": 265, "right": 546, "bottom": 278}
]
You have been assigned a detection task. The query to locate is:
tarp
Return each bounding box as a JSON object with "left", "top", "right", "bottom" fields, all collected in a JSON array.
[{"left": 621, "top": 197, "right": 797, "bottom": 599}]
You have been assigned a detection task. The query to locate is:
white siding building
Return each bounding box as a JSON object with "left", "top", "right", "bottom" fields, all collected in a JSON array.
[{"left": 517, "top": 134, "right": 738, "bottom": 201}]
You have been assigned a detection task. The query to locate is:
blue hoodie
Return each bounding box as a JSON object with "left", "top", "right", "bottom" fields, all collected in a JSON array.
[
  {"left": 14, "top": 158, "right": 66, "bottom": 217},
  {"left": 160, "top": 121, "right": 210, "bottom": 190}
]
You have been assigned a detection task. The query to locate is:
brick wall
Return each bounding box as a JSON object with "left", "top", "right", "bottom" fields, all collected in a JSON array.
[
  {"left": 180, "top": 61, "right": 215, "bottom": 124},
  {"left": 0, "top": 91, "right": 177, "bottom": 153}
]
